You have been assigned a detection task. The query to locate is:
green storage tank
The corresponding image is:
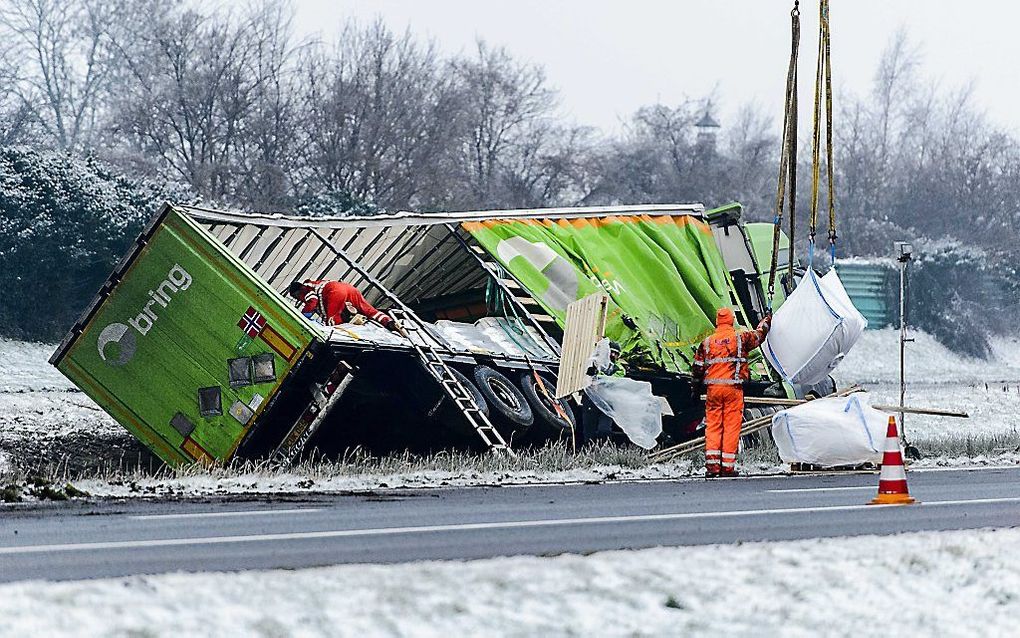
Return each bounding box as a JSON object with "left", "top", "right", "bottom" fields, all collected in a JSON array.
[{"left": 834, "top": 262, "right": 894, "bottom": 328}]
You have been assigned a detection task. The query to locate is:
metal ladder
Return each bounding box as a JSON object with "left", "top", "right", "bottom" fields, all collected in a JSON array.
[
  {"left": 727, "top": 286, "right": 751, "bottom": 327},
  {"left": 467, "top": 244, "right": 561, "bottom": 336},
  {"left": 305, "top": 227, "right": 515, "bottom": 455},
  {"left": 391, "top": 309, "right": 515, "bottom": 456}
]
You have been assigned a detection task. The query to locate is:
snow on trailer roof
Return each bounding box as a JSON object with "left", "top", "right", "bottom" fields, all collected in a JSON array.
[
  {"left": 178, "top": 203, "right": 707, "bottom": 309},
  {"left": 180, "top": 202, "right": 705, "bottom": 228}
]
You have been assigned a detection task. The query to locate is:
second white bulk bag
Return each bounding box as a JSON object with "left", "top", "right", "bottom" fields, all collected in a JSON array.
[
  {"left": 770, "top": 393, "right": 890, "bottom": 467},
  {"left": 762, "top": 269, "right": 867, "bottom": 385}
]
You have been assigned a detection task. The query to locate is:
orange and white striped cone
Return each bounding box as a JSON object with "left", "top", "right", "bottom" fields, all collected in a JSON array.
[{"left": 869, "top": 416, "right": 917, "bottom": 505}]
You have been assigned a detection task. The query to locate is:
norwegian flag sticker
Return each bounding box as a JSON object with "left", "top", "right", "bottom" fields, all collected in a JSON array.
[{"left": 237, "top": 307, "right": 267, "bottom": 338}]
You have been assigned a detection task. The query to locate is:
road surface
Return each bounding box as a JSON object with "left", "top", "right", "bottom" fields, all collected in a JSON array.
[{"left": 2, "top": 466, "right": 1019, "bottom": 583}]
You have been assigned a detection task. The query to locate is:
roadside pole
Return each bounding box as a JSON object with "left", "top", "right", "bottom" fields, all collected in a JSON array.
[{"left": 895, "top": 241, "right": 916, "bottom": 454}]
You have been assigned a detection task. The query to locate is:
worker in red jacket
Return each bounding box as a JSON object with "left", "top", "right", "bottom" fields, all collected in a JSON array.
[
  {"left": 691, "top": 307, "right": 771, "bottom": 478},
  {"left": 288, "top": 280, "right": 401, "bottom": 332}
]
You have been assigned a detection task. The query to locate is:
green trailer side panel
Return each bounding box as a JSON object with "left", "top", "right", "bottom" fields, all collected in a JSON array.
[
  {"left": 745, "top": 222, "right": 793, "bottom": 309},
  {"left": 465, "top": 215, "right": 754, "bottom": 374},
  {"left": 54, "top": 206, "right": 317, "bottom": 465}
]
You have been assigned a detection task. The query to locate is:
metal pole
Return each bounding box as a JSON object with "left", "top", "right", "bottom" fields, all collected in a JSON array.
[{"left": 899, "top": 256, "right": 906, "bottom": 440}]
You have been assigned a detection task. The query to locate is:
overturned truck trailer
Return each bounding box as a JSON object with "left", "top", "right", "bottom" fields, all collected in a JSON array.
[{"left": 50, "top": 202, "right": 817, "bottom": 466}]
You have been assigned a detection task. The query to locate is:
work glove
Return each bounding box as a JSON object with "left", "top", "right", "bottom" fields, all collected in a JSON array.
[
  {"left": 349, "top": 314, "right": 367, "bottom": 326},
  {"left": 390, "top": 319, "right": 409, "bottom": 338}
]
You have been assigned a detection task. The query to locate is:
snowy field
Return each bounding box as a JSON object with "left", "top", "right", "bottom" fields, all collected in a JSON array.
[
  {"left": 1, "top": 330, "right": 1019, "bottom": 498},
  {"left": 1, "top": 527, "right": 1017, "bottom": 637},
  {"left": 832, "top": 329, "right": 1020, "bottom": 443}
]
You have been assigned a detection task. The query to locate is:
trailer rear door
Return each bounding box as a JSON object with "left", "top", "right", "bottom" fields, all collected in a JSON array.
[{"left": 50, "top": 205, "right": 318, "bottom": 465}]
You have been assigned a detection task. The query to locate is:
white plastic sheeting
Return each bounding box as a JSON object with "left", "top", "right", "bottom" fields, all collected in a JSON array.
[
  {"left": 763, "top": 269, "right": 867, "bottom": 385},
  {"left": 459, "top": 318, "right": 555, "bottom": 358},
  {"left": 324, "top": 318, "right": 554, "bottom": 359},
  {"left": 582, "top": 338, "right": 663, "bottom": 449},
  {"left": 325, "top": 322, "right": 408, "bottom": 346},
  {"left": 770, "top": 393, "right": 892, "bottom": 467},
  {"left": 583, "top": 376, "right": 663, "bottom": 449}
]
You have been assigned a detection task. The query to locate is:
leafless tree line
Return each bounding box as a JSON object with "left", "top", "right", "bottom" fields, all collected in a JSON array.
[{"left": 1, "top": 1, "right": 1016, "bottom": 257}]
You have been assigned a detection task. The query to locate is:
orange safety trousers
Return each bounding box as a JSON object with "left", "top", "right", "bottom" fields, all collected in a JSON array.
[{"left": 704, "top": 384, "right": 744, "bottom": 473}]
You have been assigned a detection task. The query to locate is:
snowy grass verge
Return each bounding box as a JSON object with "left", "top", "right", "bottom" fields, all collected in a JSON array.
[
  {"left": 3, "top": 431, "right": 1017, "bottom": 501},
  {"left": 2, "top": 528, "right": 1019, "bottom": 637},
  {"left": 0, "top": 442, "right": 700, "bottom": 500}
]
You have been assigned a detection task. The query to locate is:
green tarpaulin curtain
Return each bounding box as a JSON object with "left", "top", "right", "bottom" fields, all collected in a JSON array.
[{"left": 465, "top": 214, "right": 744, "bottom": 373}]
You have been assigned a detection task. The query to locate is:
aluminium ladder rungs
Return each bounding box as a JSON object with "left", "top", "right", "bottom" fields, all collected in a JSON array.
[{"left": 391, "top": 309, "right": 514, "bottom": 455}]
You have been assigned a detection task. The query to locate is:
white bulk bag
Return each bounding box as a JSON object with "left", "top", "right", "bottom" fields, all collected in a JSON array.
[
  {"left": 583, "top": 376, "right": 663, "bottom": 449},
  {"left": 762, "top": 269, "right": 867, "bottom": 385},
  {"left": 770, "top": 393, "right": 890, "bottom": 467}
]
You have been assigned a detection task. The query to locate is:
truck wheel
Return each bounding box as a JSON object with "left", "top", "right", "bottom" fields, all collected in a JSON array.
[
  {"left": 451, "top": 368, "right": 488, "bottom": 417},
  {"left": 519, "top": 372, "right": 576, "bottom": 435},
  {"left": 473, "top": 365, "right": 533, "bottom": 428},
  {"left": 741, "top": 407, "right": 771, "bottom": 448}
]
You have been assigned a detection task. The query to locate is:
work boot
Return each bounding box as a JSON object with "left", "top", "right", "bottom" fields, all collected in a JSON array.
[
  {"left": 705, "top": 464, "right": 721, "bottom": 478},
  {"left": 721, "top": 467, "right": 740, "bottom": 478}
]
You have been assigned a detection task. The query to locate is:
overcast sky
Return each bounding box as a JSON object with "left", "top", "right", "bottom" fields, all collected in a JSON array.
[{"left": 277, "top": 1, "right": 1018, "bottom": 135}]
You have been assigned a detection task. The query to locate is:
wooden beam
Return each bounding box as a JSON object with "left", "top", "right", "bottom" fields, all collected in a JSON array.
[
  {"left": 650, "top": 385, "right": 863, "bottom": 463},
  {"left": 723, "top": 395, "right": 968, "bottom": 418}
]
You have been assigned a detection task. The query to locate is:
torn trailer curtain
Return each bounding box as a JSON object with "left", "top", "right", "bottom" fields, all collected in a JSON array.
[{"left": 465, "top": 214, "right": 756, "bottom": 374}]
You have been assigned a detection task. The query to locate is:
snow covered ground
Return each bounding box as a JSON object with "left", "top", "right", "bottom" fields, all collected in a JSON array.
[
  {"left": 2, "top": 330, "right": 1018, "bottom": 498},
  {"left": 833, "top": 329, "right": 1020, "bottom": 443},
  {"left": 0, "top": 339, "right": 74, "bottom": 393},
  {"left": 835, "top": 328, "right": 1020, "bottom": 385},
  {"left": 1, "top": 527, "right": 1017, "bottom": 637},
  {"left": 0, "top": 340, "right": 156, "bottom": 476}
]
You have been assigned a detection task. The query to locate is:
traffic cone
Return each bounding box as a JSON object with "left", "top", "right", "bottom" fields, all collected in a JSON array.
[{"left": 869, "top": 416, "right": 917, "bottom": 505}]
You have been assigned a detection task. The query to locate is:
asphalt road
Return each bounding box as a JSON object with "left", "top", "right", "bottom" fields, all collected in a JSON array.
[{"left": 2, "top": 466, "right": 1019, "bottom": 583}]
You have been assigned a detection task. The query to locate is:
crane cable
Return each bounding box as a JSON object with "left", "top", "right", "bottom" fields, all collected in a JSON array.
[
  {"left": 767, "top": 0, "right": 801, "bottom": 308},
  {"left": 809, "top": 0, "right": 837, "bottom": 264}
]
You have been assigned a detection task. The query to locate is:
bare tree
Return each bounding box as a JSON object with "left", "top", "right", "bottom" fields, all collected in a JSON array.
[
  {"left": 0, "top": 0, "right": 119, "bottom": 150},
  {"left": 0, "top": 35, "right": 34, "bottom": 143},
  {"left": 722, "top": 103, "right": 775, "bottom": 216},
  {"left": 499, "top": 123, "right": 596, "bottom": 208},
  {"left": 231, "top": 1, "right": 300, "bottom": 211},
  {"left": 293, "top": 20, "right": 459, "bottom": 212},
  {"left": 107, "top": 5, "right": 273, "bottom": 200},
  {"left": 450, "top": 40, "right": 557, "bottom": 208}
]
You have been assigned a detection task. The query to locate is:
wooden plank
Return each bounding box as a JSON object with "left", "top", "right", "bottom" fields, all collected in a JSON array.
[
  {"left": 555, "top": 293, "right": 609, "bottom": 399},
  {"left": 650, "top": 385, "right": 863, "bottom": 463},
  {"left": 730, "top": 395, "right": 968, "bottom": 418}
]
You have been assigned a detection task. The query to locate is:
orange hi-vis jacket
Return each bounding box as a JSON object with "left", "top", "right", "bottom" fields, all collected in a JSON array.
[
  {"left": 691, "top": 308, "right": 770, "bottom": 387},
  {"left": 691, "top": 307, "right": 771, "bottom": 475}
]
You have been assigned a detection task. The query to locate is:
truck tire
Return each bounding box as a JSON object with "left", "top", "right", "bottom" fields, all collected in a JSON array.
[
  {"left": 741, "top": 407, "right": 771, "bottom": 448},
  {"left": 519, "top": 372, "right": 576, "bottom": 435},
  {"left": 473, "top": 365, "right": 533, "bottom": 428}
]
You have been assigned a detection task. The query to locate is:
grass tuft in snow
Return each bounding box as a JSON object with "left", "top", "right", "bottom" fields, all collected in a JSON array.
[
  {"left": 23, "top": 440, "right": 656, "bottom": 486},
  {"left": 916, "top": 431, "right": 1020, "bottom": 459}
]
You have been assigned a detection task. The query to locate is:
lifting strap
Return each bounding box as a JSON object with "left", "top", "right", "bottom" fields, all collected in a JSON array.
[
  {"left": 767, "top": 0, "right": 801, "bottom": 307},
  {"left": 809, "top": 0, "right": 837, "bottom": 263}
]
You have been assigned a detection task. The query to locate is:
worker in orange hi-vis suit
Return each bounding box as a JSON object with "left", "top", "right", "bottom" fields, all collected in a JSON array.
[{"left": 691, "top": 307, "right": 771, "bottom": 477}]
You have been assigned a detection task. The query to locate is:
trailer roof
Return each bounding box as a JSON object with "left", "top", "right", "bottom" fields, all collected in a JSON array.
[
  {"left": 178, "top": 203, "right": 706, "bottom": 309},
  {"left": 180, "top": 203, "right": 705, "bottom": 229}
]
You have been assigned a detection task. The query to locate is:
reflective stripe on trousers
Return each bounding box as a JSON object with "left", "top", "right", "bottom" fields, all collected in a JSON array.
[{"left": 704, "top": 385, "right": 744, "bottom": 470}]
